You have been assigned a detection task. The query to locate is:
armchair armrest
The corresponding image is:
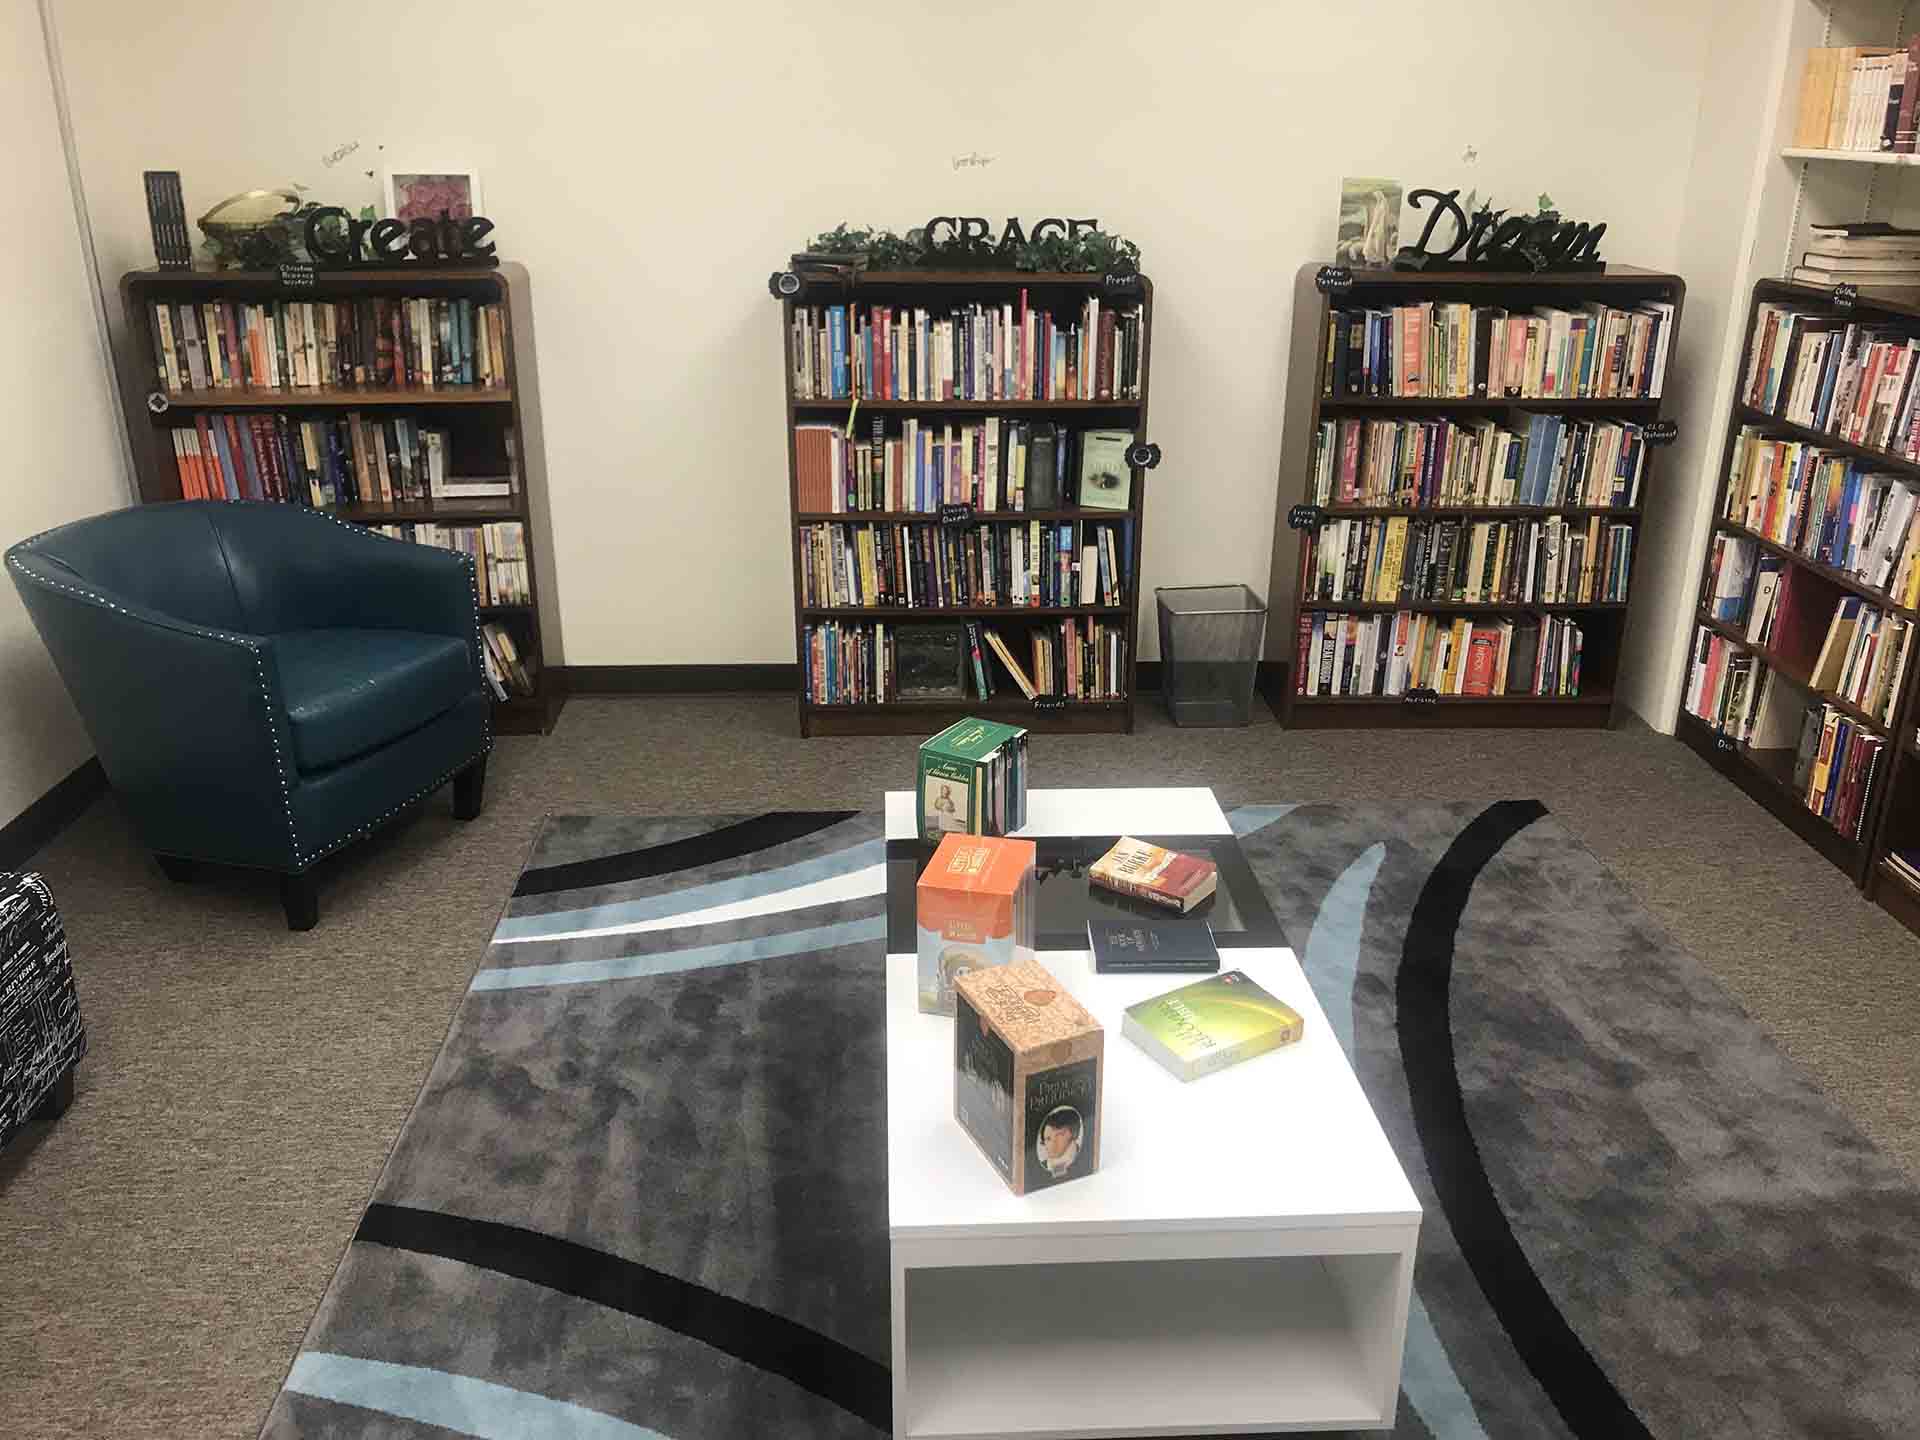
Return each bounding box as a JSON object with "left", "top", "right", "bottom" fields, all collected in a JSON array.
[{"left": 212, "top": 503, "right": 482, "bottom": 644}]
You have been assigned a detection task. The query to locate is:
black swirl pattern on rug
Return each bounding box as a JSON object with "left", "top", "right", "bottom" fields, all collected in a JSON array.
[
  {"left": 1396, "top": 798, "right": 1654, "bottom": 1440},
  {"left": 512, "top": 810, "right": 861, "bottom": 896}
]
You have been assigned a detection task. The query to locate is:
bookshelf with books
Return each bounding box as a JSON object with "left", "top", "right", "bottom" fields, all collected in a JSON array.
[
  {"left": 1262, "top": 263, "right": 1685, "bottom": 728},
  {"left": 1673, "top": 277, "right": 1920, "bottom": 891},
  {"left": 116, "top": 263, "right": 563, "bottom": 734},
  {"left": 780, "top": 270, "right": 1154, "bottom": 736}
]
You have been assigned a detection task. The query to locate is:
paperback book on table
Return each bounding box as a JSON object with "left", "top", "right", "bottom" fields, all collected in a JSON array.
[
  {"left": 916, "top": 717, "right": 1029, "bottom": 840},
  {"left": 1122, "top": 971, "right": 1303, "bottom": 1082}
]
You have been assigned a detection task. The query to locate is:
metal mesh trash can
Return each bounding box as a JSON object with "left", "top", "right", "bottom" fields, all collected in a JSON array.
[{"left": 1156, "top": 585, "right": 1267, "bottom": 726}]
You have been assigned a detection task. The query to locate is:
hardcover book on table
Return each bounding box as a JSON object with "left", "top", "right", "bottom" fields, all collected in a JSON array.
[
  {"left": 1122, "top": 970, "right": 1304, "bottom": 1082},
  {"left": 1087, "top": 896, "right": 1220, "bottom": 974},
  {"left": 1089, "top": 836, "right": 1218, "bottom": 913}
]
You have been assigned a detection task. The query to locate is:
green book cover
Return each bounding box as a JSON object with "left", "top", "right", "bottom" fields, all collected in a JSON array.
[
  {"left": 916, "top": 717, "right": 1028, "bottom": 840},
  {"left": 1122, "top": 970, "right": 1304, "bottom": 1081}
]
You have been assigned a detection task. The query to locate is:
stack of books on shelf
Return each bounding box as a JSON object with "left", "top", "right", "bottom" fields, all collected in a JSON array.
[
  {"left": 169, "top": 413, "right": 514, "bottom": 507},
  {"left": 1320, "top": 300, "right": 1673, "bottom": 399},
  {"left": 1309, "top": 415, "right": 1648, "bottom": 508},
  {"left": 480, "top": 622, "right": 536, "bottom": 699},
  {"left": 1723, "top": 429, "right": 1920, "bottom": 605},
  {"left": 1293, "top": 611, "right": 1582, "bottom": 698},
  {"left": 146, "top": 296, "right": 508, "bottom": 393},
  {"left": 790, "top": 293, "right": 1146, "bottom": 402},
  {"left": 794, "top": 419, "right": 1133, "bottom": 514},
  {"left": 798, "top": 519, "right": 1127, "bottom": 609},
  {"left": 1790, "top": 223, "right": 1920, "bottom": 296},
  {"left": 1793, "top": 43, "right": 1920, "bottom": 153},
  {"left": 1301, "top": 513, "right": 1631, "bottom": 606},
  {"left": 365, "top": 521, "right": 529, "bottom": 606},
  {"left": 801, "top": 617, "right": 1127, "bottom": 705}
]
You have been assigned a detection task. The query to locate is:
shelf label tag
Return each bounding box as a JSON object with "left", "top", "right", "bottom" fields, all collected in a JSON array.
[
  {"left": 1127, "top": 441, "right": 1162, "bottom": 470},
  {"left": 1032, "top": 693, "right": 1069, "bottom": 713},
  {"left": 768, "top": 270, "right": 802, "bottom": 299},
  {"left": 1833, "top": 282, "right": 1858, "bottom": 311},
  {"left": 145, "top": 390, "right": 170, "bottom": 415},
  {"left": 1287, "top": 503, "right": 1326, "bottom": 530},
  {"left": 939, "top": 502, "right": 974, "bottom": 527},
  {"left": 1102, "top": 271, "right": 1143, "bottom": 296},
  {"left": 1644, "top": 419, "right": 1678, "bottom": 447},
  {"left": 1504, "top": 385, "right": 1523, "bottom": 398},
  {"left": 1404, "top": 687, "right": 1440, "bottom": 706},
  {"left": 1714, "top": 733, "right": 1736, "bottom": 753},
  {"left": 278, "top": 262, "right": 316, "bottom": 291},
  {"left": 1315, "top": 265, "right": 1354, "bottom": 295}
]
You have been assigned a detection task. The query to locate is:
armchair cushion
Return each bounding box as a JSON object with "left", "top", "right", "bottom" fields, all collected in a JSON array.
[{"left": 277, "top": 628, "right": 476, "bottom": 773}]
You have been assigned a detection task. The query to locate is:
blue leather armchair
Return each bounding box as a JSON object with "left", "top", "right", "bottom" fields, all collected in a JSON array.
[{"left": 6, "top": 502, "right": 492, "bottom": 929}]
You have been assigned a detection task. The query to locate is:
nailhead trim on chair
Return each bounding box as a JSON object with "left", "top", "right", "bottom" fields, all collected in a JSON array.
[{"left": 10, "top": 503, "right": 499, "bottom": 873}]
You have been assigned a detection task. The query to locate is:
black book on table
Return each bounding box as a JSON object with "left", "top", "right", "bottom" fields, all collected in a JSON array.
[{"left": 1088, "top": 891, "right": 1221, "bottom": 974}]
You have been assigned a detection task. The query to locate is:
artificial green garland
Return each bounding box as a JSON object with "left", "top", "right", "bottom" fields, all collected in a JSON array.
[{"left": 802, "top": 222, "right": 1142, "bottom": 275}]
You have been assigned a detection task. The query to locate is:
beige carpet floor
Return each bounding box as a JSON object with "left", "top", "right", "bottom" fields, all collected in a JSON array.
[{"left": 2, "top": 697, "right": 1916, "bottom": 1439}]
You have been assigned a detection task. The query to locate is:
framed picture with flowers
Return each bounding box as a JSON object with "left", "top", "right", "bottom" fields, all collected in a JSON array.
[{"left": 382, "top": 168, "right": 485, "bottom": 224}]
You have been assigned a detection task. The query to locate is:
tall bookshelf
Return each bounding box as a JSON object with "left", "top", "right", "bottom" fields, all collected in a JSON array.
[
  {"left": 1261, "top": 263, "right": 1686, "bottom": 727},
  {"left": 1675, "top": 278, "right": 1920, "bottom": 930},
  {"left": 115, "top": 262, "right": 564, "bottom": 735},
  {"left": 779, "top": 270, "right": 1154, "bottom": 737}
]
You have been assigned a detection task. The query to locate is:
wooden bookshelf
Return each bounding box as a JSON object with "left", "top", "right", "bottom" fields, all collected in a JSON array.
[
  {"left": 1672, "top": 279, "right": 1920, "bottom": 894},
  {"left": 779, "top": 269, "right": 1154, "bottom": 736},
  {"left": 116, "top": 264, "right": 564, "bottom": 735},
  {"left": 1261, "top": 262, "right": 1686, "bottom": 727}
]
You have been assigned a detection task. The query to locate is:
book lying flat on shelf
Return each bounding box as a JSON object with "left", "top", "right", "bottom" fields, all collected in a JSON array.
[
  {"left": 1122, "top": 971, "right": 1303, "bottom": 1082},
  {"left": 1089, "top": 837, "right": 1218, "bottom": 913}
]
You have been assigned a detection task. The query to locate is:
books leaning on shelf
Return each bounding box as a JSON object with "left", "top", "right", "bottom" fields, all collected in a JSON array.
[
  {"left": 1791, "top": 223, "right": 1920, "bottom": 294},
  {"left": 1309, "top": 414, "right": 1647, "bottom": 509},
  {"left": 148, "top": 296, "right": 508, "bottom": 394},
  {"left": 1796, "top": 703, "right": 1887, "bottom": 839},
  {"left": 1740, "top": 305, "right": 1920, "bottom": 452},
  {"left": 1301, "top": 513, "right": 1630, "bottom": 606},
  {"left": 803, "top": 619, "right": 1127, "bottom": 704},
  {"left": 1294, "top": 611, "right": 1582, "bottom": 698},
  {"left": 798, "top": 518, "right": 1129, "bottom": 609},
  {"left": 365, "top": 521, "right": 529, "bottom": 607},
  {"left": 167, "top": 412, "right": 514, "bottom": 507},
  {"left": 1723, "top": 428, "right": 1920, "bottom": 605},
  {"left": 1811, "top": 598, "right": 1914, "bottom": 724},
  {"left": 1792, "top": 44, "right": 1916, "bottom": 153},
  {"left": 1320, "top": 299, "right": 1673, "bottom": 400},
  {"left": 790, "top": 291, "right": 1145, "bottom": 402},
  {"left": 479, "top": 621, "right": 536, "bottom": 699},
  {"left": 795, "top": 418, "right": 1133, "bottom": 514}
]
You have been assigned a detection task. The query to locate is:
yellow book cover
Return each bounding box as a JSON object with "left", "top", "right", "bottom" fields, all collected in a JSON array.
[{"left": 1377, "top": 518, "right": 1409, "bottom": 603}]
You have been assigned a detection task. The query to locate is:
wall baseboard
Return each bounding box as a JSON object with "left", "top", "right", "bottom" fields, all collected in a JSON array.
[
  {"left": 559, "top": 664, "right": 797, "bottom": 694},
  {"left": 0, "top": 757, "right": 105, "bottom": 871}
]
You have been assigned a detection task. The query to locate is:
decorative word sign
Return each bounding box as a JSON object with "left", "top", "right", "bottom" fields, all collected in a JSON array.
[
  {"left": 1102, "top": 272, "right": 1144, "bottom": 296},
  {"left": 302, "top": 206, "right": 498, "bottom": 268},
  {"left": 277, "top": 261, "right": 316, "bottom": 291},
  {"left": 1394, "top": 189, "right": 1605, "bottom": 273},
  {"left": 939, "top": 503, "right": 975, "bottom": 527},
  {"left": 1644, "top": 420, "right": 1679, "bottom": 447},
  {"left": 1833, "top": 283, "right": 1859, "bottom": 311},
  {"left": 921, "top": 215, "right": 1103, "bottom": 266},
  {"left": 1315, "top": 265, "right": 1354, "bottom": 294},
  {"left": 1287, "top": 504, "right": 1326, "bottom": 531}
]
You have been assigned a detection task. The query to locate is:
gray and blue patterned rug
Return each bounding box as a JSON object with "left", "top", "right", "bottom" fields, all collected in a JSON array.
[{"left": 260, "top": 804, "right": 1920, "bottom": 1439}]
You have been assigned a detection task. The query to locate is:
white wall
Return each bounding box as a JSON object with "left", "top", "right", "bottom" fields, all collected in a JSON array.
[
  {"left": 54, "top": 0, "right": 1717, "bottom": 678},
  {"left": 0, "top": 3, "right": 130, "bottom": 828}
]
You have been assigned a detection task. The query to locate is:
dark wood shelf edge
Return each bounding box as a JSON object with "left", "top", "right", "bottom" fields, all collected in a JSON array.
[
  {"left": 803, "top": 702, "right": 1131, "bottom": 736},
  {"left": 1673, "top": 712, "right": 1864, "bottom": 880}
]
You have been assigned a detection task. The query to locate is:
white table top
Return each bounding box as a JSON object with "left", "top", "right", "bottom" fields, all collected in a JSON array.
[{"left": 885, "top": 787, "right": 1421, "bottom": 1241}]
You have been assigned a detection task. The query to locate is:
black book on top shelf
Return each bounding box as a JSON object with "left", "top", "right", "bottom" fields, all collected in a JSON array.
[{"left": 144, "top": 171, "right": 192, "bottom": 270}]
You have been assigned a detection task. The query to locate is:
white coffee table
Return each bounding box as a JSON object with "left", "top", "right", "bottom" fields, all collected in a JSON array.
[{"left": 884, "top": 787, "right": 1420, "bottom": 1439}]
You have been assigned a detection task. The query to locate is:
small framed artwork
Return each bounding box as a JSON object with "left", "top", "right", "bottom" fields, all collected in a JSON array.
[{"left": 382, "top": 168, "right": 484, "bottom": 223}]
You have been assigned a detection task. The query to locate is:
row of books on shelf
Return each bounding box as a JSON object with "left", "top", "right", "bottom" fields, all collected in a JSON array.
[
  {"left": 479, "top": 621, "right": 536, "bottom": 699},
  {"left": 169, "top": 411, "right": 515, "bottom": 508},
  {"left": 801, "top": 618, "right": 1127, "bottom": 704},
  {"left": 1293, "top": 611, "right": 1584, "bottom": 698},
  {"left": 791, "top": 296, "right": 1145, "bottom": 403},
  {"left": 1723, "top": 428, "right": 1920, "bottom": 603},
  {"left": 1302, "top": 514, "right": 1632, "bottom": 607},
  {"left": 1685, "top": 632, "right": 1885, "bottom": 839},
  {"left": 362, "top": 521, "right": 530, "bottom": 607},
  {"left": 794, "top": 419, "right": 1133, "bottom": 514},
  {"left": 798, "top": 519, "right": 1129, "bottom": 610},
  {"left": 1741, "top": 305, "right": 1920, "bottom": 452},
  {"left": 1792, "top": 44, "right": 1920, "bottom": 154},
  {"left": 1705, "top": 537, "right": 1913, "bottom": 725},
  {"left": 1309, "top": 414, "right": 1649, "bottom": 509},
  {"left": 147, "top": 297, "right": 508, "bottom": 394},
  {"left": 1320, "top": 300, "right": 1673, "bottom": 401}
]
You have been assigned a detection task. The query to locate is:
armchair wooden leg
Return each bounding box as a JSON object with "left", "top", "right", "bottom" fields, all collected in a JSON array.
[
  {"left": 30, "top": 1065, "right": 75, "bottom": 1123},
  {"left": 156, "top": 854, "right": 197, "bottom": 883},
  {"left": 281, "top": 871, "right": 319, "bottom": 931},
  {"left": 452, "top": 756, "right": 487, "bottom": 821}
]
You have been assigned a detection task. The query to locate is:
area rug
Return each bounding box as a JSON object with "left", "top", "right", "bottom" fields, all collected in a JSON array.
[{"left": 259, "top": 804, "right": 1920, "bottom": 1440}]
